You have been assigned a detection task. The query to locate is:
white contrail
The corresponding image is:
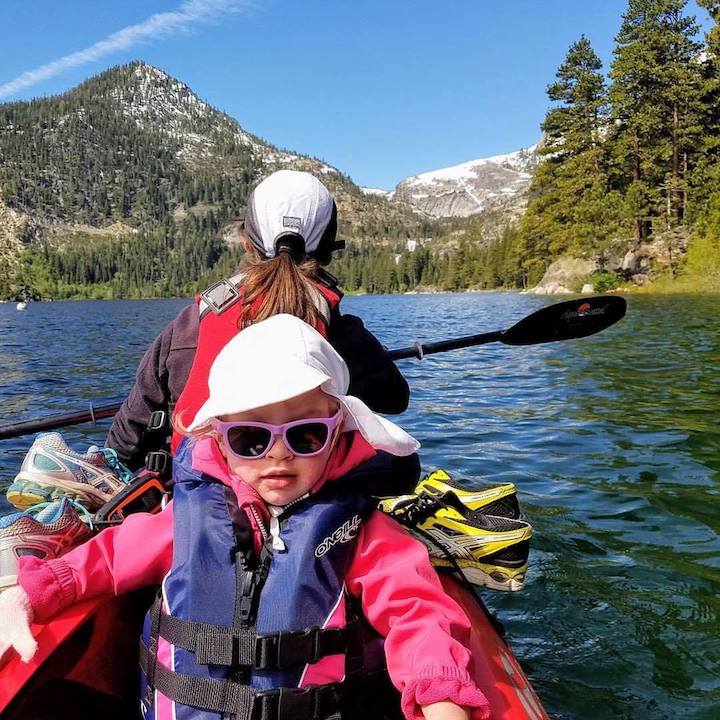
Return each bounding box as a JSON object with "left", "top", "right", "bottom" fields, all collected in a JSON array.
[{"left": 0, "top": 0, "right": 252, "bottom": 100}]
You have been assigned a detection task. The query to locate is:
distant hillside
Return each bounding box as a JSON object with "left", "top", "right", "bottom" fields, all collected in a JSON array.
[{"left": 0, "top": 61, "right": 430, "bottom": 299}]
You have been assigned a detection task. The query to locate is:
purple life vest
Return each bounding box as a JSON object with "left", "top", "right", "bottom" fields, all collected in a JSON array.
[{"left": 140, "top": 439, "right": 388, "bottom": 720}]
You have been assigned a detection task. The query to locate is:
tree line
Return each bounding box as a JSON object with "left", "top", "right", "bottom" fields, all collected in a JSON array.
[
  {"left": 515, "top": 0, "right": 720, "bottom": 288},
  {"left": 7, "top": 1, "right": 720, "bottom": 302}
]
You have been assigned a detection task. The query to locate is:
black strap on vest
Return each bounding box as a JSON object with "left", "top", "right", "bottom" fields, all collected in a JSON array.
[
  {"left": 144, "top": 596, "right": 162, "bottom": 706},
  {"left": 139, "top": 641, "right": 382, "bottom": 720},
  {"left": 151, "top": 596, "right": 361, "bottom": 670}
]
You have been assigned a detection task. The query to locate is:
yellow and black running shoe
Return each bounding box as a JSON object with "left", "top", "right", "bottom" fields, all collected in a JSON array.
[
  {"left": 415, "top": 469, "right": 520, "bottom": 519},
  {"left": 379, "top": 491, "right": 531, "bottom": 592}
]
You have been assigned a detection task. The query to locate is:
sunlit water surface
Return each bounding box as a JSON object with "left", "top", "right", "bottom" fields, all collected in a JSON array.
[{"left": 1, "top": 293, "right": 718, "bottom": 719}]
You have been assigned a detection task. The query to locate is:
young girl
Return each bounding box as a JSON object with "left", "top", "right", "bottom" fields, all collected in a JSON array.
[
  {"left": 106, "top": 169, "right": 410, "bottom": 475},
  {"left": 0, "top": 315, "right": 490, "bottom": 720}
]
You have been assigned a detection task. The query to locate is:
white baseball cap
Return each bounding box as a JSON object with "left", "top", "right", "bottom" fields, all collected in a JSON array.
[
  {"left": 188, "top": 314, "right": 420, "bottom": 457},
  {"left": 243, "top": 170, "right": 342, "bottom": 263}
]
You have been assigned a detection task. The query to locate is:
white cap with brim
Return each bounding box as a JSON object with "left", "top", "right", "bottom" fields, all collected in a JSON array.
[
  {"left": 188, "top": 314, "right": 420, "bottom": 457},
  {"left": 243, "top": 170, "right": 337, "bottom": 260}
]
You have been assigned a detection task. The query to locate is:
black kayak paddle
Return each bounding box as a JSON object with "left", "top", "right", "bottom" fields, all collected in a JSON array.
[
  {"left": 388, "top": 294, "right": 626, "bottom": 359},
  {"left": 0, "top": 295, "right": 626, "bottom": 440}
]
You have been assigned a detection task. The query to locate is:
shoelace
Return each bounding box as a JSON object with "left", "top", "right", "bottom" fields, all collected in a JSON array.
[
  {"left": 391, "top": 493, "right": 444, "bottom": 526},
  {"left": 23, "top": 498, "right": 95, "bottom": 531},
  {"left": 87, "top": 445, "right": 134, "bottom": 484}
]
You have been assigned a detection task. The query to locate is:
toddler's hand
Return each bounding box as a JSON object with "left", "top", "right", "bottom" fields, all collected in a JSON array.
[
  {"left": 0, "top": 586, "right": 37, "bottom": 663},
  {"left": 421, "top": 701, "right": 471, "bottom": 720}
]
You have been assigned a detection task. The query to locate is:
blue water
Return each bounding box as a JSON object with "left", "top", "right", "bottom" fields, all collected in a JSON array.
[{"left": 1, "top": 293, "right": 719, "bottom": 719}]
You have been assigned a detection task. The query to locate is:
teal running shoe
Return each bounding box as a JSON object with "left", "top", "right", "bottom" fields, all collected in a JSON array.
[
  {"left": 0, "top": 499, "right": 93, "bottom": 590},
  {"left": 7, "top": 433, "right": 133, "bottom": 511}
]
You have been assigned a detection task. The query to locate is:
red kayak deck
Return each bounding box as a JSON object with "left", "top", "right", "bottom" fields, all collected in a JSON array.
[
  {"left": 1, "top": 580, "right": 548, "bottom": 719},
  {"left": 441, "top": 577, "right": 548, "bottom": 720}
]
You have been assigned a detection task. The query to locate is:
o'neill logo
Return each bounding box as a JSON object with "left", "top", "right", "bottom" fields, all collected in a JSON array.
[{"left": 315, "top": 515, "right": 362, "bottom": 557}]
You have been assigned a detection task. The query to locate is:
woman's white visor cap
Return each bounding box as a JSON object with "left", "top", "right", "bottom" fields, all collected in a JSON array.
[{"left": 188, "top": 314, "right": 420, "bottom": 456}]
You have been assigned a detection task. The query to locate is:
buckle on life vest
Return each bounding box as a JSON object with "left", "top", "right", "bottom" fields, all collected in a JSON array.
[
  {"left": 255, "top": 627, "right": 317, "bottom": 670},
  {"left": 201, "top": 278, "right": 242, "bottom": 315},
  {"left": 145, "top": 450, "right": 171, "bottom": 475},
  {"left": 146, "top": 410, "right": 168, "bottom": 433},
  {"left": 253, "top": 686, "right": 316, "bottom": 720}
]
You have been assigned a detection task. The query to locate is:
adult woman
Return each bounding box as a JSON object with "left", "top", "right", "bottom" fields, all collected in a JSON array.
[{"left": 106, "top": 170, "right": 411, "bottom": 476}]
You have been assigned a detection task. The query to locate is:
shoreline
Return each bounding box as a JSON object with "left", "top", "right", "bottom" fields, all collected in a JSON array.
[{"left": 3, "top": 276, "right": 718, "bottom": 303}]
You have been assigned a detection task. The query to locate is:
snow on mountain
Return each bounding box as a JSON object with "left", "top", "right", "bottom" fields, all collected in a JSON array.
[
  {"left": 360, "top": 187, "right": 392, "bottom": 197},
  {"left": 105, "top": 63, "right": 538, "bottom": 223},
  {"left": 394, "top": 144, "right": 540, "bottom": 218}
]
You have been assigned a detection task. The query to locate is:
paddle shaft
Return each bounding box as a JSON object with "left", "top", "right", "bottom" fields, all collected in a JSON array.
[
  {"left": 0, "top": 400, "right": 124, "bottom": 440},
  {"left": 0, "top": 333, "right": 501, "bottom": 439},
  {"left": 389, "top": 331, "right": 502, "bottom": 360}
]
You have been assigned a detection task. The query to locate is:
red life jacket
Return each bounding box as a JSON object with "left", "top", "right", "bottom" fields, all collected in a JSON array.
[{"left": 171, "top": 273, "right": 342, "bottom": 451}]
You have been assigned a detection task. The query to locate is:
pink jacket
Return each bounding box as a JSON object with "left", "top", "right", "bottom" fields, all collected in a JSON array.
[{"left": 19, "top": 432, "right": 490, "bottom": 720}]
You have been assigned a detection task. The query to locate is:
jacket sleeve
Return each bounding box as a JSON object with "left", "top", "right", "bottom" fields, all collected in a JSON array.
[
  {"left": 106, "top": 304, "right": 198, "bottom": 469},
  {"left": 17, "top": 504, "right": 174, "bottom": 622},
  {"left": 328, "top": 312, "right": 410, "bottom": 414},
  {"left": 346, "top": 511, "right": 490, "bottom": 720}
]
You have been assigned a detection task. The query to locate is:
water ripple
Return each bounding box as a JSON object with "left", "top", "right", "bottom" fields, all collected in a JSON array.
[{"left": 1, "top": 293, "right": 719, "bottom": 718}]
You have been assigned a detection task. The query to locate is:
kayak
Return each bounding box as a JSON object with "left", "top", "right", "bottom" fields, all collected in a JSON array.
[{"left": 0, "top": 576, "right": 548, "bottom": 719}]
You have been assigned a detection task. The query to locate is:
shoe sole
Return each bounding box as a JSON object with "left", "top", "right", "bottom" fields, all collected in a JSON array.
[
  {"left": 434, "top": 559, "right": 526, "bottom": 591},
  {"left": 11, "top": 474, "right": 110, "bottom": 509},
  {"left": 6, "top": 481, "right": 54, "bottom": 509},
  {"left": 462, "top": 566, "right": 526, "bottom": 592},
  {"left": 0, "top": 574, "right": 18, "bottom": 591}
]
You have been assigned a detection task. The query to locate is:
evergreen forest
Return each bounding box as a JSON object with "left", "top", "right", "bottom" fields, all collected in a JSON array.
[{"left": 3, "top": 0, "right": 720, "bottom": 300}]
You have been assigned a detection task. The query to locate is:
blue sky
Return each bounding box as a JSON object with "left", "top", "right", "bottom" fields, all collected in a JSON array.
[{"left": 0, "top": 1, "right": 712, "bottom": 189}]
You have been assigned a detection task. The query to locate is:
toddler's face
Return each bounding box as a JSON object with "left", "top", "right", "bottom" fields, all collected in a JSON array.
[{"left": 216, "top": 388, "right": 340, "bottom": 506}]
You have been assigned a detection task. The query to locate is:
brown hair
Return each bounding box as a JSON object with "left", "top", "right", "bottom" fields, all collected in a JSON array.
[
  {"left": 237, "top": 245, "right": 326, "bottom": 330},
  {"left": 171, "top": 411, "right": 213, "bottom": 443}
]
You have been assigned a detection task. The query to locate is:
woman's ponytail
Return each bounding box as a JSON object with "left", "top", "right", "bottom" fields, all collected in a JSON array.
[{"left": 238, "top": 246, "right": 325, "bottom": 330}]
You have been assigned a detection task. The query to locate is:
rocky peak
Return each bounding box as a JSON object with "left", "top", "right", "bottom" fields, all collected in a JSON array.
[
  {"left": 106, "top": 62, "right": 215, "bottom": 130},
  {"left": 393, "top": 143, "right": 541, "bottom": 219}
]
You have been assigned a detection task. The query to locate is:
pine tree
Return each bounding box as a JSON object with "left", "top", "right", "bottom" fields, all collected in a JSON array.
[
  {"left": 518, "top": 36, "right": 616, "bottom": 285},
  {"left": 609, "top": 0, "right": 702, "bottom": 237},
  {"left": 690, "top": 0, "right": 720, "bottom": 214}
]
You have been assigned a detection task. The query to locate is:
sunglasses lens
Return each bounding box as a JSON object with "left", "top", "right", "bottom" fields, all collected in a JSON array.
[
  {"left": 227, "top": 426, "right": 273, "bottom": 458},
  {"left": 285, "top": 422, "right": 330, "bottom": 455}
]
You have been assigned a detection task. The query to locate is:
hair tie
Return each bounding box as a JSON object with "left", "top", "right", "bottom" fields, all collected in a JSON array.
[{"left": 275, "top": 235, "right": 305, "bottom": 263}]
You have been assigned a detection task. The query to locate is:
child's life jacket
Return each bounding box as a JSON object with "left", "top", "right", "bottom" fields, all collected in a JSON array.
[{"left": 139, "top": 439, "right": 395, "bottom": 720}]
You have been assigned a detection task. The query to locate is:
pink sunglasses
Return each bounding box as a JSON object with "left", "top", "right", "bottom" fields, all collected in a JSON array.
[{"left": 211, "top": 410, "right": 343, "bottom": 460}]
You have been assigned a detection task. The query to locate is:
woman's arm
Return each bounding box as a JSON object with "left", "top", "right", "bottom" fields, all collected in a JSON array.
[
  {"left": 328, "top": 312, "right": 410, "bottom": 414},
  {"left": 346, "top": 511, "right": 490, "bottom": 720}
]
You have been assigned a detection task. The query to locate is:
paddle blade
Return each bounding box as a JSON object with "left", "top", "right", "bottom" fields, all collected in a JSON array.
[{"left": 501, "top": 295, "right": 627, "bottom": 346}]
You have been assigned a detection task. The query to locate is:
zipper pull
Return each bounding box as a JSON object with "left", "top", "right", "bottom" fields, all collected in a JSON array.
[{"left": 268, "top": 506, "right": 286, "bottom": 552}]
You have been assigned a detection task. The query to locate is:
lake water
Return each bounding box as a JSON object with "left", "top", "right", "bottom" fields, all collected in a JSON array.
[{"left": 1, "top": 292, "right": 718, "bottom": 719}]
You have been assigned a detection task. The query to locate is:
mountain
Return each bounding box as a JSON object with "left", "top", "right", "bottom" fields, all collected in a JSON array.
[
  {"left": 0, "top": 61, "right": 427, "bottom": 298},
  {"left": 392, "top": 144, "right": 540, "bottom": 218}
]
